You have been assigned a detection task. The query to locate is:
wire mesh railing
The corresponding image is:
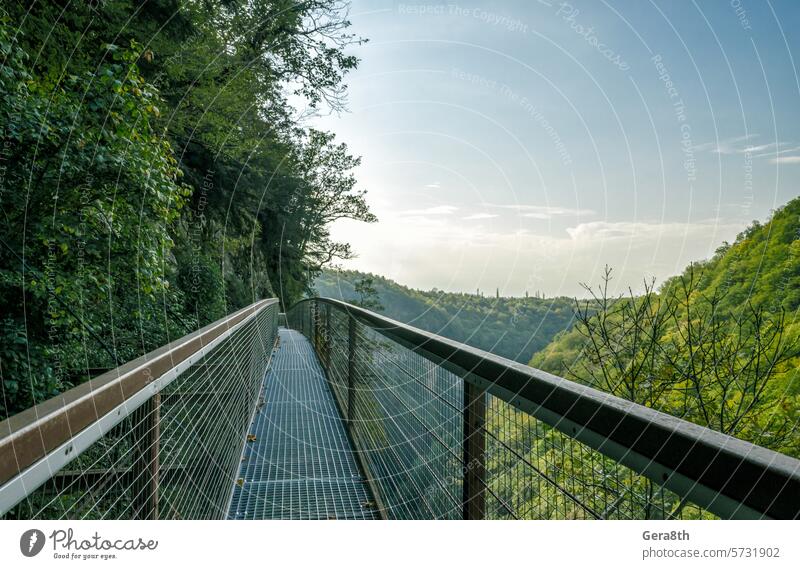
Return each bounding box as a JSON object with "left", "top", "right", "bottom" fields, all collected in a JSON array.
[
  {"left": 0, "top": 299, "right": 279, "bottom": 519},
  {"left": 287, "top": 297, "right": 800, "bottom": 520}
]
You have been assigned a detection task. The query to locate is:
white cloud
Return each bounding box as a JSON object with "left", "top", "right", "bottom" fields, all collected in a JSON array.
[
  {"left": 400, "top": 205, "right": 458, "bottom": 216},
  {"left": 483, "top": 203, "right": 595, "bottom": 219},
  {"left": 564, "top": 220, "right": 743, "bottom": 245},
  {"left": 770, "top": 155, "right": 800, "bottom": 164},
  {"left": 693, "top": 134, "right": 758, "bottom": 154},
  {"left": 424, "top": 182, "right": 441, "bottom": 189},
  {"left": 566, "top": 221, "right": 684, "bottom": 241},
  {"left": 743, "top": 143, "right": 781, "bottom": 154},
  {"left": 463, "top": 213, "right": 499, "bottom": 220},
  {"left": 693, "top": 135, "right": 800, "bottom": 161}
]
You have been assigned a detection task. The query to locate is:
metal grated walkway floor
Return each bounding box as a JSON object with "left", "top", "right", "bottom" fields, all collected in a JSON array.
[{"left": 227, "top": 328, "right": 377, "bottom": 520}]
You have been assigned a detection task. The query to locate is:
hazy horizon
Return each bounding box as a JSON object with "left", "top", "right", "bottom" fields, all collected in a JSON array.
[{"left": 308, "top": 0, "right": 800, "bottom": 297}]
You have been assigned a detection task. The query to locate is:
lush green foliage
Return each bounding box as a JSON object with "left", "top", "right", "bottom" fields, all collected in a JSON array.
[
  {"left": 315, "top": 269, "right": 576, "bottom": 363},
  {"left": 533, "top": 199, "right": 800, "bottom": 457},
  {"left": 0, "top": 21, "right": 188, "bottom": 412},
  {"left": 0, "top": 1, "right": 373, "bottom": 419}
]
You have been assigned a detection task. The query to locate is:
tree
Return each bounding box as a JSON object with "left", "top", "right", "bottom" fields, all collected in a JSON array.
[
  {"left": 0, "top": 24, "right": 189, "bottom": 418},
  {"left": 352, "top": 276, "right": 383, "bottom": 311},
  {"left": 663, "top": 266, "right": 798, "bottom": 447},
  {"left": 565, "top": 264, "right": 799, "bottom": 452},
  {"left": 568, "top": 266, "right": 675, "bottom": 408}
]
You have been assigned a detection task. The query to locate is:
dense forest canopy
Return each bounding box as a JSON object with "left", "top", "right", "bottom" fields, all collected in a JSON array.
[{"left": 0, "top": 0, "right": 374, "bottom": 419}]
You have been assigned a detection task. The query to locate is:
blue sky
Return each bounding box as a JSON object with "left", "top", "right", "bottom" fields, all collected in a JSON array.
[{"left": 311, "top": 0, "right": 800, "bottom": 297}]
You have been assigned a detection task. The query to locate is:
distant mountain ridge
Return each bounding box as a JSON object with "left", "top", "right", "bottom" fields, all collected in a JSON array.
[{"left": 313, "top": 271, "right": 577, "bottom": 363}]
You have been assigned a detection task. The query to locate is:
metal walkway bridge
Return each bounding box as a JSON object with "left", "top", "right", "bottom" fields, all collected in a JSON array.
[
  {"left": 1, "top": 298, "right": 799, "bottom": 520},
  {"left": 228, "top": 328, "right": 376, "bottom": 520}
]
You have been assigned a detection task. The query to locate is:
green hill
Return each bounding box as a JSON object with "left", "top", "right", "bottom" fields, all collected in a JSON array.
[
  {"left": 314, "top": 271, "right": 576, "bottom": 363},
  {"left": 532, "top": 197, "right": 800, "bottom": 456}
]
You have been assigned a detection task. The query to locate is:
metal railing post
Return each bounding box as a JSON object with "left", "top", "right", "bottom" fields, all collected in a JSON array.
[
  {"left": 312, "top": 301, "right": 319, "bottom": 350},
  {"left": 324, "top": 303, "right": 332, "bottom": 371},
  {"left": 131, "top": 392, "right": 160, "bottom": 520},
  {"left": 462, "top": 381, "right": 486, "bottom": 520},
  {"left": 347, "top": 315, "right": 357, "bottom": 423}
]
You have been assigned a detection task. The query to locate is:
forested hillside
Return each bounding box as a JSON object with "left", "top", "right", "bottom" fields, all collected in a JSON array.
[
  {"left": 0, "top": 1, "right": 373, "bottom": 419},
  {"left": 315, "top": 270, "right": 576, "bottom": 363},
  {"left": 533, "top": 198, "right": 800, "bottom": 457}
]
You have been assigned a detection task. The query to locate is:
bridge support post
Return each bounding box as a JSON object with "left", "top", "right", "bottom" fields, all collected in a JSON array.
[
  {"left": 347, "top": 315, "right": 357, "bottom": 423},
  {"left": 462, "top": 381, "right": 486, "bottom": 520},
  {"left": 131, "top": 392, "right": 160, "bottom": 520}
]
